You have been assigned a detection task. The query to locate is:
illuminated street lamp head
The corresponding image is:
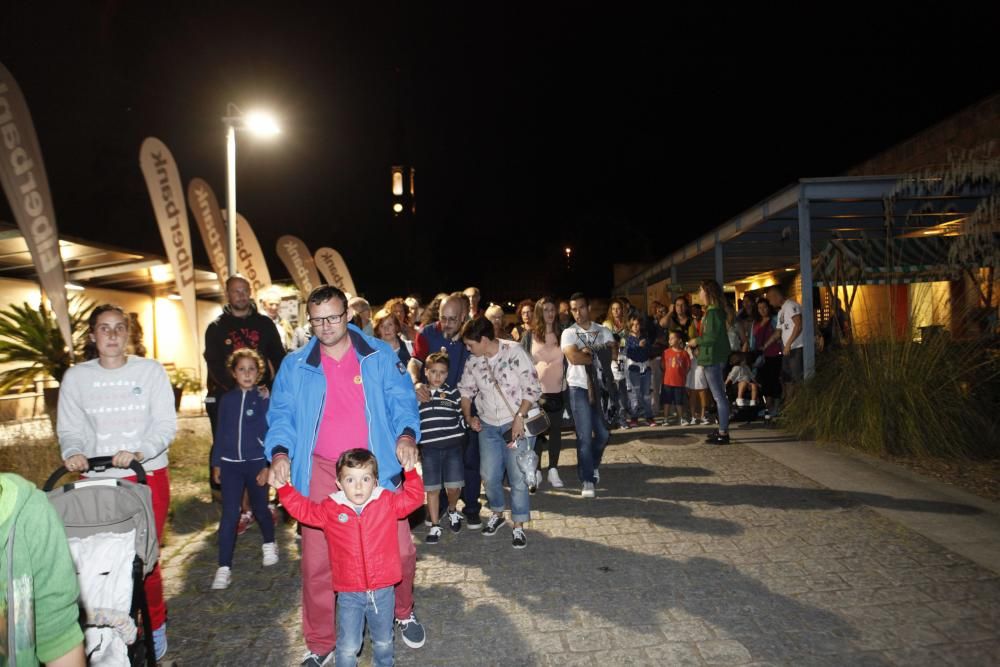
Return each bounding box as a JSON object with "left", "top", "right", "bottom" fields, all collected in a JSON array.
[
  {"left": 392, "top": 202, "right": 404, "bottom": 214},
  {"left": 565, "top": 247, "right": 572, "bottom": 257},
  {"left": 244, "top": 110, "right": 281, "bottom": 137}
]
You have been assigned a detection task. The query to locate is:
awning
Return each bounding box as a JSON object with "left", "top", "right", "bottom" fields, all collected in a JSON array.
[{"left": 0, "top": 222, "right": 222, "bottom": 298}]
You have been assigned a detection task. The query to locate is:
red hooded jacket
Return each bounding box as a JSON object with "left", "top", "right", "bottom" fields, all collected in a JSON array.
[{"left": 277, "top": 469, "right": 424, "bottom": 593}]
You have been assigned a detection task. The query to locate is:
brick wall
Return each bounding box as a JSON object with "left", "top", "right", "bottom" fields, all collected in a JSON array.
[{"left": 845, "top": 93, "right": 1000, "bottom": 176}]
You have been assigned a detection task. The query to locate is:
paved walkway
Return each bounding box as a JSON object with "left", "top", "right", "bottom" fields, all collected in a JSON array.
[{"left": 160, "top": 425, "right": 1000, "bottom": 666}]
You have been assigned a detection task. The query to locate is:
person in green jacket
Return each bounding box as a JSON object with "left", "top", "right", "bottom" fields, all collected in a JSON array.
[
  {"left": 688, "top": 280, "right": 732, "bottom": 445},
  {"left": 0, "top": 473, "right": 85, "bottom": 667}
]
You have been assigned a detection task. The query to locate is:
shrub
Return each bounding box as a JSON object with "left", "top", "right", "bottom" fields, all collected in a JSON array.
[{"left": 784, "top": 330, "right": 1000, "bottom": 459}]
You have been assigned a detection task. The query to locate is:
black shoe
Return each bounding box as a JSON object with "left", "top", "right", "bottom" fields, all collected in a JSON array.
[
  {"left": 707, "top": 433, "right": 731, "bottom": 445},
  {"left": 482, "top": 513, "right": 506, "bottom": 536},
  {"left": 464, "top": 512, "right": 483, "bottom": 530},
  {"left": 425, "top": 526, "right": 442, "bottom": 544},
  {"left": 704, "top": 430, "right": 720, "bottom": 442},
  {"left": 512, "top": 527, "right": 527, "bottom": 549},
  {"left": 446, "top": 510, "right": 463, "bottom": 533}
]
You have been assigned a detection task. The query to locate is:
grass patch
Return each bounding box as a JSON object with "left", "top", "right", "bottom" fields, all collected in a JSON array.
[
  {"left": 784, "top": 334, "right": 1000, "bottom": 459},
  {"left": 0, "top": 438, "right": 68, "bottom": 488}
]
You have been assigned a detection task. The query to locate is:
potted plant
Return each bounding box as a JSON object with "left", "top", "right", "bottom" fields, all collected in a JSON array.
[
  {"left": 0, "top": 298, "right": 93, "bottom": 427},
  {"left": 168, "top": 367, "right": 202, "bottom": 411}
]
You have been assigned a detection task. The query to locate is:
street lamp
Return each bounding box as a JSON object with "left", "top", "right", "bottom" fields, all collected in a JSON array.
[{"left": 221, "top": 103, "right": 281, "bottom": 276}]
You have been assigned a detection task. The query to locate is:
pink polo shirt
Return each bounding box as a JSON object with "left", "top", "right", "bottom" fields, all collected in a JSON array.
[{"left": 314, "top": 347, "right": 369, "bottom": 462}]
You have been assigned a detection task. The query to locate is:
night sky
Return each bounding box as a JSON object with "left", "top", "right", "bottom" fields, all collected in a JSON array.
[{"left": 2, "top": 3, "right": 999, "bottom": 306}]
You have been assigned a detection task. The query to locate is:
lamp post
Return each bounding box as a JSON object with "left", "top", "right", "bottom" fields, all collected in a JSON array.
[{"left": 221, "top": 103, "right": 281, "bottom": 277}]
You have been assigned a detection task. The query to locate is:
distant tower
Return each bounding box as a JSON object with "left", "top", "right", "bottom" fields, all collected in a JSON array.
[{"left": 391, "top": 165, "right": 415, "bottom": 217}]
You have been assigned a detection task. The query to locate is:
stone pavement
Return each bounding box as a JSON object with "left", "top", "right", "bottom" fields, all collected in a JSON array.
[{"left": 160, "top": 425, "right": 1000, "bottom": 666}]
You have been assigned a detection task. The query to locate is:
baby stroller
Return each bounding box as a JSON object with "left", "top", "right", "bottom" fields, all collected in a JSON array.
[{"left": 44, "top": 457, "right": 159, "bottom": 666}]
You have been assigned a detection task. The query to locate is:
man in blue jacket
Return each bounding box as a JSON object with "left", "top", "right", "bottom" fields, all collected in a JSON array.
[{"left": 266, "top": 285, "right": 423, "bottom": 667}]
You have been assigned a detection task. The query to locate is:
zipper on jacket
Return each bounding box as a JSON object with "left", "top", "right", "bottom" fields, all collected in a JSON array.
[
  {"left": 358, "top": 351, "right": 375, "bottom": 457},
  {"left": 357, "top": 507, "right": 371, "bottom": 591},
  {"left": 238, "top": 390, "right": 247, "bottom": 461}
]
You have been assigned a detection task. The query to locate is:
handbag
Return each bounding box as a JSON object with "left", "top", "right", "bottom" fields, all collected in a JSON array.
[{"left": 486, "top": 357, "right": 550, "bottom": 441}]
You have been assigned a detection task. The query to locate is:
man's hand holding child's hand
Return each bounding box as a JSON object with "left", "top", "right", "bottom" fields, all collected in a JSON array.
[{"left": 256, "top": 466, "right": 270, "bottom": 486}]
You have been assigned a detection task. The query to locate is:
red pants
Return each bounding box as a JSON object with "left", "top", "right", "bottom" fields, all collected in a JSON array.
[
  {"left": 302, "top": 455, "right": 416, "bottom": 654},
  {"left": 123, "top": 468, "right": 170, "bottom": 632}
]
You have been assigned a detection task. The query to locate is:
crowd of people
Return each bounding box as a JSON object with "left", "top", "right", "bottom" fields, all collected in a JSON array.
[{"left": 5, "top": 275, "right": 809, "bottom": 667}]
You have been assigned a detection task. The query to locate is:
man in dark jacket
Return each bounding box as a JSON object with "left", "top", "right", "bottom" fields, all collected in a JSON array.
[{"left": 204, "top": 275, "right": 286, "bottom": 488}]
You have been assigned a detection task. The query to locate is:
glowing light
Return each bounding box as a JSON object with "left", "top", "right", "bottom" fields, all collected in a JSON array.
[
  {"left": 392, "top": 202, "right": 404, "bottom": 214},
  {"left": 392, "top": 167, "right": 404, "bottom": 196},
  {"left": 244, "top": 111, "right": 281, "bottom": 137},
  {"left": 64, "top": 282, "right": 85, "bottom": 291},
  {"left": 167, "top": 293, "right": 183, "bottom": 301},
  {"left": 149, "top": 264, "right": 173, "bottom": 283}
]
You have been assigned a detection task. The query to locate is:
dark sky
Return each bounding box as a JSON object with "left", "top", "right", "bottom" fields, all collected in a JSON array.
[{"left": 2, "top": 3, "right": 999, "bottom": 305}]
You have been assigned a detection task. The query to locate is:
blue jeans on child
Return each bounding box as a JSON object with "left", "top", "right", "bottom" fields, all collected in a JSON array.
[
  {"left": 218, "top": 459, "right": 274, "bottom": 567},
  {"left": 335, "top": 587, "right": 395, "bottom": 667},
  {"left": 568, "top": 386, "right": 609, "bottom": 484},
  {"left": 628, "top": 368, "right": 653, "bottom": 420},
  {"left": 478, "top": 421, "right": 532, "bottom": 523}
]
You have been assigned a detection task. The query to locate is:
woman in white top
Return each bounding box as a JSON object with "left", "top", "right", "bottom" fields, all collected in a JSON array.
[
  {"left": 458, "top": 316, "right": 542, "bottom": 550},
  {"left": 57, "top": 304, "right": 176, "bottom": 661},
  {"left": 520, "top": 297, "right": 565, "bottom": 490}
]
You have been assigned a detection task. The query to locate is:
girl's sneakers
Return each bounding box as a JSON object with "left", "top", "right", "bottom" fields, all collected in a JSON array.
[
  {"left": 211, "top": 566, "right": 231, "bottom": 590},
  {"left": 425, "top": 526, "right": 442, "bottom": 544},
  {"left": 262, "top": 542, "right": 279, "bottom": 566},
  {"left": 547, "top": 468, "right": 564, "bottom": 488},
  {"left": 236, "top": 511, "right": 254, "bottom": 535}
]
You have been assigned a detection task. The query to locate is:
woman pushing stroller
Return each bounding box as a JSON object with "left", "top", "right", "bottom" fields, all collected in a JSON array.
[{"left": 57, "top": 304, "right": 176, "bottom": 663}]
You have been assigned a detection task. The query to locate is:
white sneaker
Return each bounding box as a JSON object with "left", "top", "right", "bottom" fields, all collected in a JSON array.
[
  {"left": 680, "top": 418, "right": 691, "bottom": 426},
  {"left": 581, "top": 482, "right": 596, "bottom": 498},
  {"left": 700, "top": 417, "right": 711, "bottom": 425},
  {"left": 262, "top": 542, "right": 279, "bottom": 567},
  {"left": 736, "top": 398, "right": 745, "bottom": 406},
  {"left": 211, "top": 566, "right": 231, "bottom": 590},
  {"left": 547, "top": 468, "right": 564, "bottom": 488}
]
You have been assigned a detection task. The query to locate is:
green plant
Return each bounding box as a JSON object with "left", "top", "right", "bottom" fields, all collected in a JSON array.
[
  {"left": 784, "top": 315, "right": 1000, "bottom": 459},
  {"left": 0, "top": 297, "right": 94, "bottom": 393},
  {"left": 168, "top": 367, "right": 202, "bottom": 393}
]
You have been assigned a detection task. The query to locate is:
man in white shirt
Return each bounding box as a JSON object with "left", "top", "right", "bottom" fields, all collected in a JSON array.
[
  {"left": 561, "top": 293, "right": 616, "bottom": 498},
  {"left": 765, "top": 285, "right": 804, "bottom": 398},
  {"left": 260, "top": 289, "right": 295, "bottom": 351}
]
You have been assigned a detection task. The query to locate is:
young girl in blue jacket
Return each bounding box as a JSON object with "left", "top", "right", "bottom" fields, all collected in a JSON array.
[{"left": 211, "top": 348, "right": 278, "bottom": 590}]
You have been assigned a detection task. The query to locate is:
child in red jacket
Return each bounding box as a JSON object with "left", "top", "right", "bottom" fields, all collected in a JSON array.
[{"left": 272, "top": 448, "right": 424, "bottom": 667}]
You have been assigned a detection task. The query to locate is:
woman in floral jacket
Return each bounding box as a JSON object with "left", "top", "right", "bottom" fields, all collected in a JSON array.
[{"left": 458, "top": 316, "right": 542, "bottom": 550}]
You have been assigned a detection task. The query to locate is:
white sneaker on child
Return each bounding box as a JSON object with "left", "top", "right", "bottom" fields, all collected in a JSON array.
[
  {"left": 211, "top": 566, "right": 231, "bottom": 590},
  {"left": 262, "top": 542, "right": 279, "bottom": 567}
]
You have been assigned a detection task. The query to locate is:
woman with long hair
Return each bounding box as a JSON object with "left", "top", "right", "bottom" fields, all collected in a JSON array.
[
  {"left": 603, "top": 298, "right": 632, "bottom": 428},
  {"left": 688, "top": 280, "right": 732, "bottom": 445},
  {"left": 520, "top": 296, "right": 566, "bottom": 489},
  {"left": 751, "top": 297, "right": 782, "bottom": 419},
  {"left": 667, "top": 295, "right": 697, "bottom": 341},
  {"left": 510, "top": 299, "right": 534, "bottom": 342}
]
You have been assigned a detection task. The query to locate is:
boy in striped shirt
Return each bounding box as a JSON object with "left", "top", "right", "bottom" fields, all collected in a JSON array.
[{"left": 419, "top": 352, "right": 467, "bottom": 544}]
